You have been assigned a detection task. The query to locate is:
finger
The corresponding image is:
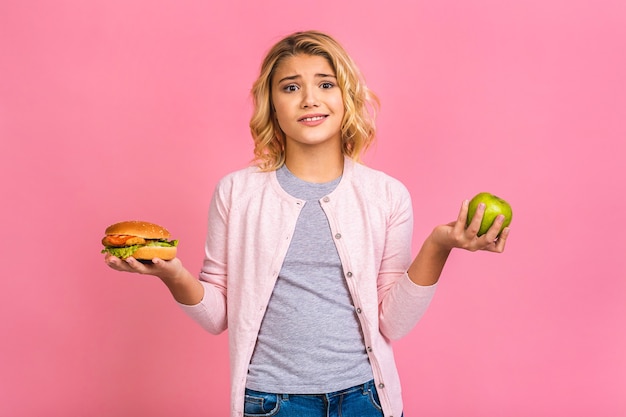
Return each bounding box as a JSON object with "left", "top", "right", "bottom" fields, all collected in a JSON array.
[
  {"left": 126, "top": 256, "right": 173, "bottom": 275},
  {"left": 465, "top": 202, "right": 486, "bottom": 236},
  {"left": 483, "top": 214, "right": 505, "bottom": 242},
  {"left": 124, "top": 257, "right": 151, "bottom": 273},
  {"left": 494, "top": 227, "right": 510, "bottom": 253},
  {"left": 104, "top": 254, "right": 128, "bottom": 271},
  {"left": 454, "top": 200, "right": 470, "bottom": 234}
]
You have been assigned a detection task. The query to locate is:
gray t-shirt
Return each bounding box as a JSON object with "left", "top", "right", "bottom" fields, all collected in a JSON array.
[{"left": 245, "top": 165, "right": 373, "bottom": 393}]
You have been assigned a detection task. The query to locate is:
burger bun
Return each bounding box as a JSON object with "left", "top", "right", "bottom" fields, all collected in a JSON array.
[
  {"left": 105, "top": 220, "right": 172, "bottom": 240},
  {"left": 131, "top": 245, "right": 177, "bottom": 261}
]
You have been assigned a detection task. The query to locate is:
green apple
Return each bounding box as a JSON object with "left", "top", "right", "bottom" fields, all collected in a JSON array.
[{"left": 466, "top": 192, "right": 512, "bottom": 236}]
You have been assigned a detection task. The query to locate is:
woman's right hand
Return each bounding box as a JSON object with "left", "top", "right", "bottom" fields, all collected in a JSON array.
[
  {"left": 104, "top": 253, "right": 183, "bottom": 280},
  {"left": 104, "top": 254, "right": 204, "bottom": 305}
]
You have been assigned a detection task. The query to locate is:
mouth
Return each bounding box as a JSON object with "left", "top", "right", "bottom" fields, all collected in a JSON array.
[{"left": 298, "top": 114, "right": 328, "bottom": 122}]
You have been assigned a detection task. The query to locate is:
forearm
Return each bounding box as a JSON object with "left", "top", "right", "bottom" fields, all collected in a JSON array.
[{"left": 407, "top": 233, "right": 452, "bottom": 286}]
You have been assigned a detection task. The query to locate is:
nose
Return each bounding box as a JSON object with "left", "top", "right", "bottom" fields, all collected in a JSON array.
[{"left": 301, "top": 86, "right": 319, "bottom": 108}]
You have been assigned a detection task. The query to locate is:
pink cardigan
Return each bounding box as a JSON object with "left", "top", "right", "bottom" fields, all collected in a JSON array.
[{"left": 179, "top": 158, "right": 437, "bottom": 417}]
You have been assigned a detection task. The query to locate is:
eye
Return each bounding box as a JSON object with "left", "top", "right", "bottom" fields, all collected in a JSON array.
[
  {"left": 282, "top": 84, "right": 299, "bottom": 92},
  {"left": 320, "top": 82, "right": 335, "bottom": 89}
]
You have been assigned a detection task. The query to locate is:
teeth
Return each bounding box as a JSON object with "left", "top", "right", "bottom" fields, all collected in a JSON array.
[{"left": 301, "top": 116, "right": 325, "bottom": 122}]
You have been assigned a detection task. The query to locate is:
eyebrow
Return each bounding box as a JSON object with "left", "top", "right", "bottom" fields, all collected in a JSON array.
[{"left": 277, "top": 73, "right": 337, "bottom": 84}]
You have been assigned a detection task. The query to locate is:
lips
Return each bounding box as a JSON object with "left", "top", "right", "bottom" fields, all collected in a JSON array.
[{"left": 298, "top": 114, "right": 328, "bottom": 123}]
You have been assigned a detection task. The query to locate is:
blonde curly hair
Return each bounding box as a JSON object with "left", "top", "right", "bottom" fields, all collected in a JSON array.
[{"left": 250, "top": 30, "right": 380, "bottom": 171}]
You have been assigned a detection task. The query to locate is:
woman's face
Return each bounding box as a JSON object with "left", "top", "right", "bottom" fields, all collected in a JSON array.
[{"left": 271, "top": 54, "right": 344, "bottom": 155}]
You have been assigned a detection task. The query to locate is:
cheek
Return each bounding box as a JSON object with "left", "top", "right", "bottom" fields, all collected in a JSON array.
[
  {"left": 270, "top": 100, "right": 287, "bottom": 129},
  {"left": 331, "top": 93, "right": 345, "bottom": 116},
  {"left": 334, "top": 100, "right": 345, "bottom": 122},
  {"left": 272, "top": 94, "right": 293, "bottom": 117},
  {"left": 274, "top": 111, "right": 290, "bottom": 133}
]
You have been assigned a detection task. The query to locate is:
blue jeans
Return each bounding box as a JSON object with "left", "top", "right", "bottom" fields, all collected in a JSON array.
[{"left": 243, "top": 379, "right": 397, "bottom": 417}]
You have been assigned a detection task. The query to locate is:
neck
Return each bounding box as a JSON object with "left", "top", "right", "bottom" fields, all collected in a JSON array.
[{"left": 284, "top": 148, "right": 344, "bottom": 183}]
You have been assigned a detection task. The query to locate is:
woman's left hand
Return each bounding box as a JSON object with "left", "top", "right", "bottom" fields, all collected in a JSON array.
[{"left": 431, "top": 199, "right": 511, "bottom": 253}]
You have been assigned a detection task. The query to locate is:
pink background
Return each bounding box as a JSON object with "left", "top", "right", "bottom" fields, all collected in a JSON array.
[{"left": 1, "top": 0, "right": 625, "bottom": 416}]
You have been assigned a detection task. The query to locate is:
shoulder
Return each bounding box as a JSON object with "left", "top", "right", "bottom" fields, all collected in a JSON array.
[
  {"left": 338, "top": 160, "right": 414, "bottom": 225},
  {"left": 213, "top": 165, "right": 274, "bottom": 204},
  {"left": 350, "top": 161, "right": 411, "bottom": 201},
  {"left": 216, "top": 165, "right": 270, "bottom": 188},
  {"left": 217, "top": 165, "right": 259, "bottom": 182}
]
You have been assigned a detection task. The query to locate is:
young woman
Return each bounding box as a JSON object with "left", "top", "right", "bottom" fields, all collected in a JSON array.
[{"left": 105, "top": 30, "right": 510, "bottom": 417}]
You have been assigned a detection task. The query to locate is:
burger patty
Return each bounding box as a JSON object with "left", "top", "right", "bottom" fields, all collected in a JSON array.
[{"left": 101, "top": 235, "right": 147, "bottom": 247}]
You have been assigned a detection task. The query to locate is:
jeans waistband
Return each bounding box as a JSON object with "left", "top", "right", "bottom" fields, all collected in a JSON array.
[{"left": 274, "top": 379, "right": 375, "bottom": 400}]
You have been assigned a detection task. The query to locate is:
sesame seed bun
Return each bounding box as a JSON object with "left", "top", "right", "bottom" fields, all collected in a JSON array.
[{"left": 104, "top": 221, "right": 172, "bottom": 240}]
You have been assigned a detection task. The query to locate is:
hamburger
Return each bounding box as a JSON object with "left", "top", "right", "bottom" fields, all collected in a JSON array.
[{"left": 101, "top": 220, "right": 178, "bottom": 260}]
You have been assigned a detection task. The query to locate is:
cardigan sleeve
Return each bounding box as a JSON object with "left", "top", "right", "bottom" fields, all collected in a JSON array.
[
  {"left": 376, "top": 179, "right": 437, "bottom": 340},
  {"left": 177, "top": 179, "right": 230, "bottom": 335},
  {"left": 379, "top": 273, "right": 436, "bottom": 340}
]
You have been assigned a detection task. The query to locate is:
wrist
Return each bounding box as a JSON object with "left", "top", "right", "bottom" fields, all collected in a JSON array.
[
  {"left": 159, "top": 267, "right": 204, "bottom": 305},
  {"left": 426, "top": 226, "right": 455, "bottom": 253},
  {"left": 158, "top": 266, "right": 189, "bottom": 287},
  {"left": 407, "top": 232, "right": 453, "bottom": 286}
]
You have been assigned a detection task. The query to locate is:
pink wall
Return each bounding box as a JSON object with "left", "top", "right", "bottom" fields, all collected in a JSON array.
[{"left": 1, "top": 0, "right": 625, "bottom": 416}]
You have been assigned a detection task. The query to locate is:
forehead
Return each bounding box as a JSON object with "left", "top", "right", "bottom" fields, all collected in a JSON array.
[{"left": 273, "top": 54, "right": 335, "bottom": 80}]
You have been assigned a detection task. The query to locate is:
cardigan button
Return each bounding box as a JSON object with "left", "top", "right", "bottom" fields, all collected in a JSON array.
[
  {"left": 334, "top": 233, "right": 342, "bottom": 239},
  {"left": 322, "top": 196, "right": 330, "bottom": 202},
  {"left": 346, "top": 271, "right": 353, "bottom": 278}
]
